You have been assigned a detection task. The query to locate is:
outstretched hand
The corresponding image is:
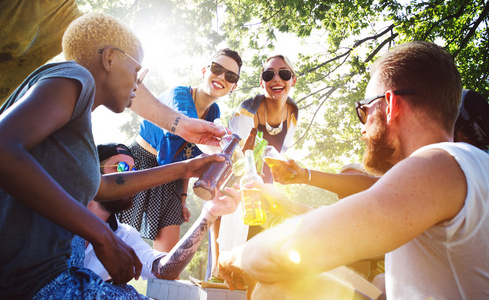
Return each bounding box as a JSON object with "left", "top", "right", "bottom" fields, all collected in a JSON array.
[
  {"left": 241, "top": 180, "right": 284, "bottom": 211},
  {"left": 219, "top": 246, "right": 257, "bottom": 299},
  {"left": 271, "top": 159, "right": 306, "bottom": 185},
  {"left": 177, "top": 117, "right": 226, "bottom": 146},
  {"left": 93, "top": 230, "right": 142, "bottom": 285},
  {"left": 205, "top": 187, "right": 241, "bottom": 217},
  {"left": 183, "top": 154, "right": 225, "bottom": 179}
]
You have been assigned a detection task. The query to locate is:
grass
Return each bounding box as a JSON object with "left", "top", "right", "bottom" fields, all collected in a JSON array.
[{"left": 129, "top": 278, "right": 148, "bottom": 296}]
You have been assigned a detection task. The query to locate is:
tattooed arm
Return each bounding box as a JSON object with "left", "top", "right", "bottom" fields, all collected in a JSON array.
[{"left": 152, "top": 188, "right": 240, "bottom": 280}]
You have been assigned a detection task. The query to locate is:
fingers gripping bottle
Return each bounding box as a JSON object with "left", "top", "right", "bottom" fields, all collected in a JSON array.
[
  {"left": 193, "top": 134, "right": 241, "bottom": 200},
  {"left": 240, "top": 150, "right": 267, "bottom": 225}
]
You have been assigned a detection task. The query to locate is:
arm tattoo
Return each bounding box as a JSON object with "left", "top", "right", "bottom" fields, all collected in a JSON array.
[
  {"left": 152, "top": 213, "right": 214, "bottom": 279},
  {"left": 115, "top": 175, "right": 126, "bottom": 185},
  {"left": 170, "top": 116, "right": 181, "bottom": 133}
]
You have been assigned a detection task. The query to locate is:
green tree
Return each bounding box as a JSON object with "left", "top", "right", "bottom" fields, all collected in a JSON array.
[
  {"left": 217, "top": 0, "right": 489, "bottom": 171},
  {"left": 79, "top": 0, "right": 488, "bottom": 171}
]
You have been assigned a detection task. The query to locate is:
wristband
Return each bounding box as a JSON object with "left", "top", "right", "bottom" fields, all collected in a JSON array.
[
  {"left": 203, "top": 205, "right": 217, "bottom": 220},
  {"left": 306, "top": 168, "right": 311, "bottom": 185},
  {"left": 181, "top": 193, "right": 188, "bottom": 197}
]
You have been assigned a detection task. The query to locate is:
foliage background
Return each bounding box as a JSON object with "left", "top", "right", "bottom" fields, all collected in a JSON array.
[{"left": 76, "top": 0, "right": 489, "bottom": 284}]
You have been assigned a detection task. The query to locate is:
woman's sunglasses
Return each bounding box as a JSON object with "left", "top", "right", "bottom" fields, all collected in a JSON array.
[
  {"left": 208, "top": 62, "right": 239, "bottom": 84},
  {"left": 262, "top": 69, "right": 293, "bottom": 82},
  {"left": 100, "top": 161, "right": 137, "bottom": 172}
]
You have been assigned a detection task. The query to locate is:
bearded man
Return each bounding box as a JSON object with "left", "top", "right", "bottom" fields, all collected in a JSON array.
[{"left": 218, "top": 41, "right": 489, "bottom": 300}]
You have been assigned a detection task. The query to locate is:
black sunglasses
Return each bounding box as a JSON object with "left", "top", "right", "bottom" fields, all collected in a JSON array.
[
  {"left": 208, "top": 62, "right": 239, "bottom": 83},
  {"left": 262, "top": 69, "right": 293, "bottom": 82},
  {"left": 355, "top": 89, "right": 415, "bottom": 124}
]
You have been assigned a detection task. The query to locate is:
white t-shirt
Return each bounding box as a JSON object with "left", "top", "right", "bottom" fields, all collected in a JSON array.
[
  {"left": 84, "top": 217, "right": 166, "bottom": 281},
  {"left": 386, "top": 142, "right": 489, "bottom": 299}
]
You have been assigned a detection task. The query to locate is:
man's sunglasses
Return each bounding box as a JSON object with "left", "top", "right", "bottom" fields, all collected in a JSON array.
[
  {"left": 262, "top": 69, "right": 293, "bottom": 82},
  {"left": 355, "top": 89, "right": 415, "bottom": 124},
  {"left": 208, "top": 62, "right": 239, "bottom": 83},
  {"left": 100, "top": 161, "right": 137, "bottom": 172}
]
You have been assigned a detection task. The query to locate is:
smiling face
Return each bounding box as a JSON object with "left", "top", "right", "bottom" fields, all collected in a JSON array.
[
  {"left": 201, "top": 54, "right": 240, "bottom": 99},
  {"left": 260, "top": 57, "right": 297, "bottom": 103}
]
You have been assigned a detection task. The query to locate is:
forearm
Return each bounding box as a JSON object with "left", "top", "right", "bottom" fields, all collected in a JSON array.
[
  {"left": 182, "top": 179, "right": 189, "bottom": 204},
  {"left": 308, "top": 170, "right": 379, "bottom": 199},
  {"left": 0, "top": 148, "right": 112, "bottom": 245},
  {"left": 268, "top": 195, "right": 313, "bottom": 218},
  {"left": 129, "top": 83, "right": 181, "bottom": 133},
  {"left": 152, "top": 208, "right": 217, "bottom": 279},
  {"left": 96, "top": 161, "right": 188, "bottom": 201},
  {"left": 241, "top": 196, "right": 389, "bottom": 283}
]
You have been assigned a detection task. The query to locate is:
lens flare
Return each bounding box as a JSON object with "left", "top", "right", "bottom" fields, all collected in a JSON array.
[{"left": 288, "top": 250, "right": 301, "bottom": 264}]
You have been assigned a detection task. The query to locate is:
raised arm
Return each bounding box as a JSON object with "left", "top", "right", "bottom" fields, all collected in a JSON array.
[
  {"left": 221, "top": 150, "right": 466, "bottom": 284},
  {"left": 95, "top": 153, "right": 224, "bottom": 201},
  {"left": 273, "top": 159, "right": 379, "bottom": 199},
  {"left": 130, "top": 83, "right": 225, "bottom": 145},
  {"left": 152, "top": 188, "right": 240, "bottom": 279}
]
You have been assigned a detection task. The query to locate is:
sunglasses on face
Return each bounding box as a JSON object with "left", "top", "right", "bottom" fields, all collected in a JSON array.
[
  {"left": 208, "top": 62, "right": 239, "bottom": 84},
  {"left": 355, "top": 89, "right": 415, "bottom": 124},
  {"left": 262, "top": 69, "right": 293, "bottom": 82},
  {"left": 100, "top": 161, "right": 137, "bottom": 172},
  {"left": 98, "top": 47, "right": 148, "bottom": 85}
]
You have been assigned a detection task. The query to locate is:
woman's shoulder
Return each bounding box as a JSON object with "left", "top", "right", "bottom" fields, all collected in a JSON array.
[
  {"left": 158, "top": 86, "right": 191, "bottom": 104},
  {"left": 239, "top": 94, "right": 265, "bottom": 112},
  {"left": 286, "top": 97, "right": 299, "bottom": 117}
]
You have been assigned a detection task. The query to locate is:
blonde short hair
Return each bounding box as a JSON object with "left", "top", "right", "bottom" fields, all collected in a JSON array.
[
  {"left": 262, "top": 54, "right": 296, "bottom": 75},
  {"left": 62, "top": 12, "right": 142, "bottom": 68}
]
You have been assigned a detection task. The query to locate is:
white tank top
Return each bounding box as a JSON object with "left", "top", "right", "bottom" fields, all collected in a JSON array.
[{"left": 386, "top": 142, "right": 489, "bottom": 300}]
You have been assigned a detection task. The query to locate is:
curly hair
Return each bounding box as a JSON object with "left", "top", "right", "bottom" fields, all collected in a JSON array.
[
  {"left": 62, "top": 12, "right": 142, "bottom": 68},
  {"left": 370, "top": 41, "right": 462, "bottom": 132}
]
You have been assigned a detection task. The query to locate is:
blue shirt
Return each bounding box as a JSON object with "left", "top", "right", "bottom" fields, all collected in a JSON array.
[{"left": 138, "top": 86, "right": 220, "bottom": 165}]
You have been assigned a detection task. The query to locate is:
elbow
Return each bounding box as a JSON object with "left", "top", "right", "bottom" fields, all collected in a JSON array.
[{"left": 155, "top": 271, "right": 179, "bottom": 280}]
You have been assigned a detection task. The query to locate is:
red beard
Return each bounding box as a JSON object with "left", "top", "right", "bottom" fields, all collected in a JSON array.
[{"left": 361, "top": 107, "right": 396, "bottom": 176}]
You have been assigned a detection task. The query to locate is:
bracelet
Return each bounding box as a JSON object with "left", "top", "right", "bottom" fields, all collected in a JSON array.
[
  {"left": 203, "top": 205, "right": 217, "bottom": 220},
  {"left": 181, "top": 193, "right": 188, "bottom": 197},
  {"left": 306, "top": 168, "right": 311, "bottom": 185}
]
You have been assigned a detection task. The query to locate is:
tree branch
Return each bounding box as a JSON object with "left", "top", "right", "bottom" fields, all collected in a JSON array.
[
  {"left": 290, "top": 86, "right": 337, "bottom": 148},
  {"left": 364, "top": 32, "right": 398, "bottom": 63},
  {"left": 421, "top": 5, "right": 465, "bottom": 40},
  {"left": 301, "top": 24, "right": 395, "bottom": 76},
  {"left": 453, "top": 0, "right": 489, "bottom": 58}
]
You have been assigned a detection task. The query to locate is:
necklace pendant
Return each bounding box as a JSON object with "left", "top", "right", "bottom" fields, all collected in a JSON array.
[{"left": 266, "top": 121, "right": 283, "bottom": 135}]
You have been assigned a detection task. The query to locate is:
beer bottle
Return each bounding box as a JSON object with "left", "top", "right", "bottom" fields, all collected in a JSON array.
[
  {"left": 240, "top": 150, "right": 267, "bottom": 225},
  {"left": 220, "top": 128, "right": 258, "bottom": 193},
  {"left": 193, "top": 134, "right": 241, "bottom": 200}
]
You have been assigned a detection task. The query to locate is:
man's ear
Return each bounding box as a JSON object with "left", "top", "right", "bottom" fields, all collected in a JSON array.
[
  {"left": 384, "top": 90, "right": 400, "bottom": 124},
  {"left": 100, "top": 47, "right": 113, "bottom": 72}
]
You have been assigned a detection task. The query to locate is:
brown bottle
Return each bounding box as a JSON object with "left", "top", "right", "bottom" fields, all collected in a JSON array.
[
  {"left": 242, "top": 128, "right": 257, "bottom": 152},
  {"left": 220, "top": 128, "right": 257, "bottom": 194},
  {"left": 193, "top": 134, "right": 241, "bottom": 200}
]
